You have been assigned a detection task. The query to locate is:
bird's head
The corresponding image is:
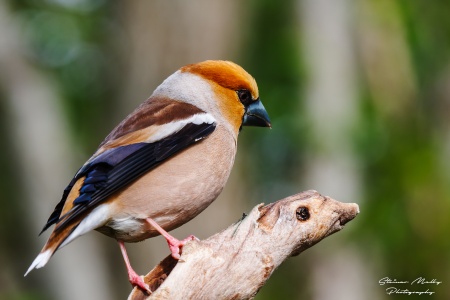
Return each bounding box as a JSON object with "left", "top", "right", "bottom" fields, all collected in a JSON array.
[
  {"left": 181, "top": 60, "right": 271, "bottom": 131},
  {"left": 153, "top": 60, "right": 271, "bottom": 135}
]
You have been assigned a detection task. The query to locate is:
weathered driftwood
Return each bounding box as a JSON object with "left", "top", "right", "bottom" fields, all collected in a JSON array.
[{"left": 128, "top": 190, "right": 359, "bottom": 300}]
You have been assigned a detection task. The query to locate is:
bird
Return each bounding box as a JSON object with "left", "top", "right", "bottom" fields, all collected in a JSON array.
[{"left": 24, "top": 60, "right": 271, "bottom": 292}]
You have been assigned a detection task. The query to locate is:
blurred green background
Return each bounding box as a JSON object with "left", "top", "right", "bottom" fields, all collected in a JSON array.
[{"left": 1, "top": 0, "right": 449, "bottom": 299}]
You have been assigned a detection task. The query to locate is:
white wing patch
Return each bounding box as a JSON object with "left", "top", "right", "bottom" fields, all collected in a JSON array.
[{"left": 145, "top": 113, "right": 216, "bottom": 144}]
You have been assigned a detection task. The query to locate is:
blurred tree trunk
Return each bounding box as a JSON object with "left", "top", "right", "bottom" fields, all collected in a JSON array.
[
  {"left": 298, "top": 0, "right": 378, "bottom": 299},
  {"left": 117, "top": 0, "right": 244, "bottom": 112},
  {"left": 0, "top": 2, "right": 112, "bottom": 299}
]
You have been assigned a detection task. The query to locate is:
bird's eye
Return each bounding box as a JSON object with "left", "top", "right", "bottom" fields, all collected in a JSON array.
[
  {"left": 237, "top": 89, "right": 252, "bottom": 106},
  {"left": 296, "top": 206, "right": 310, "bottom": 221}
]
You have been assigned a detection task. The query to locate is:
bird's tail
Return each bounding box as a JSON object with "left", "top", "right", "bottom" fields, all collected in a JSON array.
[
  {"left": 24, "top": 246, "right": 55, "bottom": 276},
  {"left": 24, "top": 220, "right": 81, "bottom": 276}
]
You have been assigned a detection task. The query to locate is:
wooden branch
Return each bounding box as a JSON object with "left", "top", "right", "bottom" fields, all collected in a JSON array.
[{"left": 128, "top": 190, "right": 359, "bottom": 300}]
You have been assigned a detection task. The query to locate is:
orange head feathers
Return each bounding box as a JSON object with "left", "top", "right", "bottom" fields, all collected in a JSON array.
[
  {"left": 181, "top": 60, "right": 269, "bottom": 132},
  {"left": 181, "top": 60, "right": 259, "bottom": 99}
]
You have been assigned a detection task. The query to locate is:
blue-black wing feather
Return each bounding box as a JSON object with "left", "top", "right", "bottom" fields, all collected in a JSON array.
[{"left": 40, "top": 122, "right": 216, "bottom": 234}]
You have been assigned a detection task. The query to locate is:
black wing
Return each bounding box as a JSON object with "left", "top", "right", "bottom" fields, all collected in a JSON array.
[{"left": 41, "top": 122, "right": 216, "bottom": 234}]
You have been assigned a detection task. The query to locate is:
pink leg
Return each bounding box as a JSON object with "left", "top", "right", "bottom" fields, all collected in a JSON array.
[
  {"left": 146, "top": 217, "right": 198, "bottom": 260},
  {"left": 118, "top": 241, "right": 151, "bottom": 293}
]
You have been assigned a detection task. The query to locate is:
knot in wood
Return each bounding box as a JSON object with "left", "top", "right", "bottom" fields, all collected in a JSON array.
[{"left": 296, "top": 206, "right": 310, "bottom": 221}]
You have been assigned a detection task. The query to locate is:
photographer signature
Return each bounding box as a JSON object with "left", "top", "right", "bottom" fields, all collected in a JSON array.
[{"left": 379, "top": 277, "right": 442, "bottom": 296}]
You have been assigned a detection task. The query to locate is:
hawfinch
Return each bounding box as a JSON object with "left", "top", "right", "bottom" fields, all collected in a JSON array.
[{"left": 25, "top": 60, "right": 271, "bottom": 292}]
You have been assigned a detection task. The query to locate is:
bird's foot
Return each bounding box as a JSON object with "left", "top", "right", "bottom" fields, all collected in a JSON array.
[
  {"left": 145, "top": 217, "right": 199, "bottom": 260},
  {"left": 128, "top": 268, "right": 151, "bottom": 293},
  {"left": 118, "top": 240, "right": 151, "bottom": 293},
  {"left": 166, "top": 234, "right": 199, "bottom": 260}
]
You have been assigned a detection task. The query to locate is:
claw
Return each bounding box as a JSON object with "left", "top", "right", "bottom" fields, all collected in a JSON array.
[{"left": 129, "top": 271, "right": 151, "bottom": 293}]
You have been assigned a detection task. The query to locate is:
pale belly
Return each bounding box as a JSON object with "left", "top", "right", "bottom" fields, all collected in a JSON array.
[{"left": 96, "top": 127, "right": 237, "bottom": 242}]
